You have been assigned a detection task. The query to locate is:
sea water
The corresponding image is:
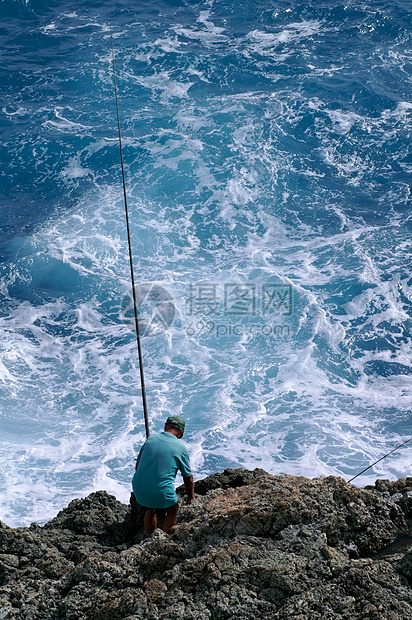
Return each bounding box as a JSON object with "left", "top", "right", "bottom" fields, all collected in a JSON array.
[{"left": 0, "top": 0, "right": 411, "bottom": 527}]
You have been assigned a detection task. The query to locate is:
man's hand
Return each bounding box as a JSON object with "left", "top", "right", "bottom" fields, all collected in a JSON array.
[{"left": 183, "top": 474, "right": 194, "bottom": 505}]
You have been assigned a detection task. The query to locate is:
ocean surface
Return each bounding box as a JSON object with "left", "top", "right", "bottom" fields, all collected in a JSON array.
[{"left": 1, "top": 0, "right": 411, "bottom": 527}]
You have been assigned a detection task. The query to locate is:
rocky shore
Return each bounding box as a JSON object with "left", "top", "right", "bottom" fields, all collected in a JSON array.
[{"left": 0, "top": 469, "right": 411, "bottom": 619}]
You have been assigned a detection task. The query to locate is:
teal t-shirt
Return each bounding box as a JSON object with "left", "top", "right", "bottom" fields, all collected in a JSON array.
[{"left": 132, "top": 431, "right": 192, "bottom": 509}]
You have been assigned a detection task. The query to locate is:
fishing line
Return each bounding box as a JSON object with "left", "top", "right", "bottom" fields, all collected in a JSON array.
[
  {"left": 348, "top": 436, "right": 411, "bottom": 483},
  {"left": 109, "top": 13, "right": 150, "bottom": 438}
]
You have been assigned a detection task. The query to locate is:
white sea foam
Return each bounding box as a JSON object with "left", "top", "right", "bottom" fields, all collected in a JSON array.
[
  {"left": 42, "top": 108, "right": 92, "bottom": 134},
  {"left": 245, "top": 21, "right": 321, "bottom": 55},
  {"left": 61, "top": 158, "right": 92, "bottom": 180},
  {"left": 2, "top": 106, "right": 29, "bottom": 117},
  {"left": 125, "top": 70, "right": 194, "bottom": 102},
  {"left": 154, "top": 36, "right": 185, "bottom": 54},
  {"left": 41, "top": 22, "right": 57, "bottom": 34},
  {"left": 325, "top": 110, "right": 365, "bottom": 135},
  {"left": 1, "top": 0, "right": 411, "bottom": 527},
  {"left": 174, "top": 9, "right": 227, "bottom": 45}
]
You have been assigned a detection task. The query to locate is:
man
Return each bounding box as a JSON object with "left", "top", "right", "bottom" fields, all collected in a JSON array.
[{"left": 132, "top": 415, "right": 194, "bottom": 535}]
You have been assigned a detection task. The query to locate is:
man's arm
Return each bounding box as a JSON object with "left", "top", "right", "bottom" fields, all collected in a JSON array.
[
  {"left": 183, "top": 474, "right": 194, "bottom": 505},
  {"left": 134, "top": 444, "right": 145, "bottom": 471}
]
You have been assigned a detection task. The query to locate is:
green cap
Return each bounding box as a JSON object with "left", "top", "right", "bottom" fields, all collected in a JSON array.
[{"left": 166, "top": 415, "right": 186, "bottom": 430}]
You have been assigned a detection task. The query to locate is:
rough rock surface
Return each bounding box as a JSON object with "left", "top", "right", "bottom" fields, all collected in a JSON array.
[{"left": 0, "top": 469, "right": 411, "bottom": 619}]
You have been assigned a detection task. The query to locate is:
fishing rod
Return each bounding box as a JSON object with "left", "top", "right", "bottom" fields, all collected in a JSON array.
[
  {"left": 109, "top": 16, "right": 150, "bottom": 439},
  {"left": 348, "top": 436, "right": 411, "bottom": 483}
]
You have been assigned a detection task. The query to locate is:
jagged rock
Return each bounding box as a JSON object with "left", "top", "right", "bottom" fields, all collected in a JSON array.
[
  {"left": 44, "top": 490, "right": 129, "bottom": 543},
  {"left": 177, "top": 471, "right": 407, "bottom": 556},
  {"left": 0, "top": 469, "right": 411, "bottom": 619}
]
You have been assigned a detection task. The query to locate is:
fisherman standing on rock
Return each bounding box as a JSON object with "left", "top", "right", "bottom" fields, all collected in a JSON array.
[{"left": 132, "top": 416, "right": 194, "bottom": 535}]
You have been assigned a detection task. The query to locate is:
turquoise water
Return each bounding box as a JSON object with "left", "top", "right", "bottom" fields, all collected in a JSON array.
[{"left": 0, "top": 0, "right": 411, "bottom": 526}]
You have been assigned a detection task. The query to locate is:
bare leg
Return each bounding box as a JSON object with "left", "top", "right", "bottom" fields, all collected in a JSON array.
[
  {"left": 162, "top": 502, "right": 179, "bottom": 534},
  {"left": 144, "top": 508, "right": 157, "bottom": 535}
]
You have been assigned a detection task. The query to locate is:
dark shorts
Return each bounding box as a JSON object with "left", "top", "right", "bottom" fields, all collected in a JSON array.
[{"left": 138, "top": 502, "right": 178, "bottom": 518}]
